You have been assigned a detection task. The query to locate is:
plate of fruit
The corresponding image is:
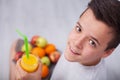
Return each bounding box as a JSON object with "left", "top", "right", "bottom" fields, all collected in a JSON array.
[{"left": 13, "top": 35, "right": 61, "bottom": 80}]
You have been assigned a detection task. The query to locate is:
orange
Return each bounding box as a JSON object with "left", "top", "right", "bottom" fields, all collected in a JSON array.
[
  {"left": 41, "top": 65, "right": 49, "bottom": 78},
  {"left": 31, "top": 47, "right": 45, "bottom": 58},
  {"left": 20, "top": 54, "right": 39, "bottom": 72},
  {"left": 45, "top": 44, "right": 56, "bottom": 55}
]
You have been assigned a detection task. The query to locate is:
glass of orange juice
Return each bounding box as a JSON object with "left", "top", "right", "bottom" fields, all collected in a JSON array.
[{"left": 20, "top": 54, "right": 39, "bottom": 72}]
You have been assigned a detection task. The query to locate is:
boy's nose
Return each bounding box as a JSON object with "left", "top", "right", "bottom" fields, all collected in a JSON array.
[{"left": 74, "top": 36, "right": 85, "bottom": 49}]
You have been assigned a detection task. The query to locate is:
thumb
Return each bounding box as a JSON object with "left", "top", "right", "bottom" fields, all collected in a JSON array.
[{"left": 34, "top": 59, "right": 42, "bottom": 74}]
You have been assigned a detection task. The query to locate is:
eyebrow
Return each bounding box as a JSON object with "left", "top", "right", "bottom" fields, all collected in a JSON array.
[
  {"left": 77, "top": 21, "right": 100, "bottom": 46},
  {"left": 77, "top": 22, "right": 82, "bottom": 28}
]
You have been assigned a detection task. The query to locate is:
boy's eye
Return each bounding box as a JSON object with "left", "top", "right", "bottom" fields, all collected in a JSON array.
[
  {"left": 89, "top": 40, "right": 96, "bottom": 47},
  {"left": 75, "top": 26, "right": 81, "bottom": 32}
]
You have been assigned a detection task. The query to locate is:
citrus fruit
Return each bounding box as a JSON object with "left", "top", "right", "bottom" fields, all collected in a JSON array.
[
  {"left": 45, "top": 44, "right": 56, "bottom": 55},
  {"left": 20, "top": 54, "right": 39, "bottom": 72},
  {"left": 31, "top": 47, "right": 45, "bottom": 58},
  {"left": 41, "top": 65, "right": 49, "bottom": 78}
]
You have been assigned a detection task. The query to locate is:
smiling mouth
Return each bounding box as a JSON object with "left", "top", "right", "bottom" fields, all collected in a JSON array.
[{"left": 69, "top": 46, "right": 81, "bottom": 55}]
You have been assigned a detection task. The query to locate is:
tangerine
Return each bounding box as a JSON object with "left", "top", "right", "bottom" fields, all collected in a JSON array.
[
  {"left": 41, "top": 65, "right": 49, "bottom": 78},
  {"left": 45, "top": 44, "right": 56, "bottom": 55},
  {"left": 31, "top": 47, "right": 45, "bottom": 58}
]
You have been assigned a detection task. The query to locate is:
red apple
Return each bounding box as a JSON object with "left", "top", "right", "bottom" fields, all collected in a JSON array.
[
  {"left": 49, "top": 51, "right": 61, "bottom": 63},
  {"left": 13, "top": 51, "right": 24, "bottom": 62},
  {"left": 31, "top": 35, "right": 40, "bottom": 45}
]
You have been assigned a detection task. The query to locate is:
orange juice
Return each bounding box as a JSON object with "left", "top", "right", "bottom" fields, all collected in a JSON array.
[{"left": 20, "top": 54, "right": 39, "bottom": 72}]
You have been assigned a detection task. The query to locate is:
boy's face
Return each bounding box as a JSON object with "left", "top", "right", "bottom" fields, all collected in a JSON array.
[{"left": 64, "top": 9, "right": 114, "bottom": 66}]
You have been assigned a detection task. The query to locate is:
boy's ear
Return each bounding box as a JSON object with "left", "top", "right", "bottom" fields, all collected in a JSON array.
[{"left": 102, "top": 48, "right": 115, "bottom": 58}]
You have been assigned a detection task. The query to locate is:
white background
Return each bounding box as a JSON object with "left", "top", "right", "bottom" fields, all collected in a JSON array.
[{"left": 0, "top": 0, "right": 120, "bottom": 80}]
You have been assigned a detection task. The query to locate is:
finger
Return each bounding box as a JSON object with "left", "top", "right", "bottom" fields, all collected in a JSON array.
[
  {"left": 34, "top": 59, "right": 42, "bottom": 73},
  {"left": 15, "top": 64, "right": 21, "bottom": 80},
  {"left": 16, "top": 59, "right": 27, "bottom": 79},
  {"left": 28, "top": 62, "right": 42, "bottom": 80},
  {"left": 38, "top": 61, "right": 42, "bottom": 73}
]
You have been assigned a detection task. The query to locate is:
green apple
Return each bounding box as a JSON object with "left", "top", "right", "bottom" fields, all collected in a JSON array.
[
  {"left": 41, "top": 56, "right": 50, "bottom": 66},
  {"left": 36, "top": 37, "right": 47, "bottom": 48},
  {"left": 21, "top": 43, "right": 32, "bottom": 52}
]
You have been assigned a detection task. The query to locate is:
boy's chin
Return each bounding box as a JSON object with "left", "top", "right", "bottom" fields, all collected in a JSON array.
[{"left": 64, "top": 53, "right": 76, "bottom": 62}]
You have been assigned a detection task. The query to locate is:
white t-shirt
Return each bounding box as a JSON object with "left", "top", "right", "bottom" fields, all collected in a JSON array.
[{"left": 51, "top": 54, "right": 107, "bottom": 80}]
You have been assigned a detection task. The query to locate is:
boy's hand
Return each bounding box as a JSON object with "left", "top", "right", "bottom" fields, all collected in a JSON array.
[{"left": 15, "top": 59, "right": 42, "bottom": 80}]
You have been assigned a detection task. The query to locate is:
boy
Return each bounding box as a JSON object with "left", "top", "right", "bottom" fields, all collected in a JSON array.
[{"left": 10, "top": 0, "right": 120, "bottom": 80}]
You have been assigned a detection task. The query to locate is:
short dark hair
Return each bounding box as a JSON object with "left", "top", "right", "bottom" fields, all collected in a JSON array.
[{"left": 88, "top": 0, "right": 120, "bottom": 50}]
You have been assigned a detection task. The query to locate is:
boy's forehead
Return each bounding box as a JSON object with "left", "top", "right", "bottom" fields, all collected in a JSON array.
[
  {"left": 80, "top": 8, "right": 95, "bottom": 20},
  {"left": 80, "top": 8, "right": 114, "bottom": 32}
]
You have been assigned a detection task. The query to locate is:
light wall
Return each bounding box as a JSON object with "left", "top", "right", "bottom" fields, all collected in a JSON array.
[{"left": 0, "top": 0, "right": 120, "bottom": 80}]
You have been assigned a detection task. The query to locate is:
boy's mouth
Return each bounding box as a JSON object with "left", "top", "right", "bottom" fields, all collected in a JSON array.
[{"left": 69, "top": 46, "right": 81, "bottom": 55}]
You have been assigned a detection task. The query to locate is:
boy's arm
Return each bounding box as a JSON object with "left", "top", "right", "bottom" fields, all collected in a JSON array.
[
  {"left": 9, "top": 39, "right": 42, "bottom": 80},
  {"left": 9, "top": 39, "right": 22, "bottom": 80}
]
